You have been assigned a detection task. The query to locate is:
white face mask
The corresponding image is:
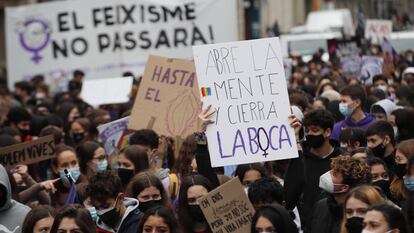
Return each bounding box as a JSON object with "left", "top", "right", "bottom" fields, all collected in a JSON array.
[
  {"left": 319, "top": 171, "right": 346, "bottom": 194},
  {"left": 377, "top": 84, "right": 388, "bottom": 92},
  {"left": 362, "top": 230, "right": 393, "bottom": 233}
]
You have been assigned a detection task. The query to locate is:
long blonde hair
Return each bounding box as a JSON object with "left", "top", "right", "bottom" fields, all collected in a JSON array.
[{"left": 340, "top": 185, "right": 386, "bottom": 233}]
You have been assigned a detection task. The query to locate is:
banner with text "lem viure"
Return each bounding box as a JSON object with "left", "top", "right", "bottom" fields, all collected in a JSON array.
[
  {"left": 193, "top": 37, "right": 299, "bottom": 167},
  {"left": 5, "top": 0, "right": 238, "bottom": 91}
]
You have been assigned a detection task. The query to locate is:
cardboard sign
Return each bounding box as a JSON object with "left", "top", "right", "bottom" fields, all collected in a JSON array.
[
  {"left": 199, "top": 177, "right": 255, "bottom": 233},
  {"left": 97, "top": 116, "right": 132, "bottom": 156},
  {"left": 360, "top": 56, "right": 384, "bottom": 85},
  {"left": 327, "top": 38, "right": 360, "bottom": 58},
  {"left": 5, "top": 0, "right": 239, "bottom": 91},
  {"left": 129, "top": 55, "right": 201, "bottom": 137},
  {"left": 365, "top": 20, "right": 392, "bottom": 44},
  {"left": 193, "top": 37, "right": 299, "bottom": 167},
  {"left": 0, "top": 135, "right": 55, "bottom": 169},
  {"left": 81, "top": 77, "right": 133, "bottom": 107}
]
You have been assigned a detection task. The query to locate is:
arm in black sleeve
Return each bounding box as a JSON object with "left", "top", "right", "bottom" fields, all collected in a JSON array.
[
  {"left": 195, "top": 144, "right": 220, "bottom": 189},
  {"left": 284, "top": 151, "right": 305, "bottom": 210}
]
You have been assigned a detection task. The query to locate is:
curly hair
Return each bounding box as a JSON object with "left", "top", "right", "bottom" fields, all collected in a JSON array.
[
  {"left": 86, "top": 170, "right": 122, "bottom": 203},
  {"left": 331, "top": 156, "right": 371, "bottom": 188}
]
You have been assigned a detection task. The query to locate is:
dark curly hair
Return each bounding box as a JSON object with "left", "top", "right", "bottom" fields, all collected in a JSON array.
[
  {"left": 86, "top": 170, "right": 122, "bottom": 203},
  {"left": 129, "top": 129, "right": 159, "bottom": 149},
  {"left": 303, "top": 109, "right": 335, "bottom": 130},
  {"left": 331, "top": 156, "right": 371, "bottom": 188}
]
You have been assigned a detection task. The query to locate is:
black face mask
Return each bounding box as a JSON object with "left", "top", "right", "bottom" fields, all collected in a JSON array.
[
  {"left": 371, "top": 143, "right": 386, "bottom": 158},
  {"left": 118, "top": 168, "right": 134, "bottom": 187},
  {"left": 189, "top": 204, "right": 206, "bottom": 222},
  {"left": 345, "top": 216, "right": 364, "bottom": 233},
  {"left": 97, "top": 200, "right": 121, "bottom": 228},
  {"left": 306, "top": 134, "right": 325, "bottom": 148},
  {"left": 373, "top": 179, "right": 391, "bottom": 198},
  {"left": 71, "top": 132, "right": 85, "bottom": 144},
  {"left": 394, "top": 163, "right": 407, "bottom": 179},
  {"left": 19, "top": 129, "right": 30, "bottom": 141},
  {"left": 138, "top": 199, "right": 163, "bottom": 213}
]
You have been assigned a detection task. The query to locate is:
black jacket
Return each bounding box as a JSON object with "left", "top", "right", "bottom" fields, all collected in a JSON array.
[
  {"left": 284, "top": 144, "right": 342, "bottom": 232},
  {"left": 310, "top": 195, "right": 343, "bottom": 233}
]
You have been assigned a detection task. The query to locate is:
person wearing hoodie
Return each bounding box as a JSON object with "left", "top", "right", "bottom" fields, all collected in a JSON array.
[
  {"left": 87, "top": 170, "right": 143, "bottom": 233},
  {"left": 284, "top": 109, "right": 342, "bottom": 233},
  {"left": 0, "top": 164, "right": 31, "bottom": 233},
  {"left": 331, "top": 84, "right": 376, "bottom": 142},
  {"left": 370, "top": 99, "right": 399, "bottom": 121}
]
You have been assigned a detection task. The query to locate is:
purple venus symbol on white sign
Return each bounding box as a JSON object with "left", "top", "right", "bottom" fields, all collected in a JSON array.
[{"left": 18, "top": 18, "right": 51, "bottom": 64}]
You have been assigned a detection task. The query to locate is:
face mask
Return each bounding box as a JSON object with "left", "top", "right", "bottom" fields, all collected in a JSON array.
[
  {"left": 19, "top": 129, "right": 30, "bottom": 140},
  {"left": 138, "top": 199, "right": 163, "bottom": 213},
  {"left": 87, "top": 207, "right": 98, "bottom": 222},
  {"left": 306, "top": 134, "right": 326, "bottom": 149},
  {"left": 189, "top": 204, "right": 206, "bottom": 222},
  {"left": 377, "top": 85, "right": 388, "bottom": 92},
  {"left": 339, "top": 102, "right": 354, "bottom": 117},
  {"left": 96, "top": 160, "right": 108, "bottom": 172},
  {"left": 373, "top": 179, "right": 391, "bottom": 198},
  {"left": 117, "top": 168, "right": 134, "bottom": 187},
  {"left": 59, "top": 167, "right": 81, "bottom": 187},
  {"left": 394, "top": 163, "right": 407, "bottom": 179},
  {"left": 403, "top": 176, "right": 414, "bottom": 191},
  {"left": 97, "top": 198, "right": 121, "bottom": 228},
  {"left": 371, "top": 143, "right": 386, "bottom": 158},
  {"left": 319, "top": 171, "right": 345, "bottom": 194},
  {"left": 362, "top": 230, "right": 393, "bottom": 233},
  {"left": 35, "top": 92, "right": 46, "bottom": 99},
  {"left": 72, "top": 132, "right": 85, "bottom": 144},
  {"left": 346, "top": 216, "right": 364, "bottom": 233}
]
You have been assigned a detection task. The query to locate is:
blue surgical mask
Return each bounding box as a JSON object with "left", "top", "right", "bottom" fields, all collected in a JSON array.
[
  {"left": 404, "top": 176, "right": 414, "bottom": 191},
  {"left": 59, "top": 167, "right": 81, "bottom": 187},
  {"left": 87, "top": 207, "right": 98, "bottom": 222},
  {"left": 339, "top": 102, "right": 354, "bottom": 117},
  {"left": 96, "top": 160, "right": 108, "bottom": 172}
]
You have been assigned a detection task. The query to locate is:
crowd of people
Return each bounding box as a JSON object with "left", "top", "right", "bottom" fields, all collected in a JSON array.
[{"left": 1, "top": 44, "right": 414, "bottom": 233}]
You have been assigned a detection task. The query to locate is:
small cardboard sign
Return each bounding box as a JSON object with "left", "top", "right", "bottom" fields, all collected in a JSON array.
[
  {"left": 80, "top": 77, "right": 133, "bottom": 107},
  {"left": 129, "top": 55, "right": 201, "bottom": 137},
  {"left": 199, "top": 177, "right": 255, "bottom": 233},
  {"left": 0, "top": 135, "right": 55, "bottom": 169},
  {"left": 365, "top": 20, "right": 392, "bottom": 44}
]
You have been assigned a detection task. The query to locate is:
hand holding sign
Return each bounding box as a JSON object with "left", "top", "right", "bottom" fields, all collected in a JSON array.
[
  {"left": 15, "top": 164, "right": 29, "bottom": 179},
  {"left": 289, "top": 114, "right": 302, "bottom": 140},
  {"left": 198, "top": 104, "right": 216, "bottom": 133}
]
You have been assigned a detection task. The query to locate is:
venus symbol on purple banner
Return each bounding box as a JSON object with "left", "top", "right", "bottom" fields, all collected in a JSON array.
[{"left": 18, "top": 18, "right": 51, "bottom": 64}]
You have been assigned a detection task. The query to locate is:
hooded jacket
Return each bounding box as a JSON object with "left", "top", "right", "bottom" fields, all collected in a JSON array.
[
  {"left": 0, "top": 165, "right": 31, "bottom": 233},
  {"left": 331, "top": 113, "right": 376, "bottom": 141},
  {"left": 371, "top": 99, "right": 400, "bottom": 119},
  {"left": 96, "top": 197, "right": 143, "bottom": 233}
]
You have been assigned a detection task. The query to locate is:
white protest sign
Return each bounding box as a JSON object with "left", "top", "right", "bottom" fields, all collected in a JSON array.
[
  {"left": 97, "top": 116, "right": 130, "bottom": 156},
  {"left": 80, "top": 77, "right": 132, "bottom": 107},
  {"left": 365, "top": 20, "right": 392, "bottom": 44},
  {"left": 5, "top": 0, "right": 239, "bottom": 90},
  {"left": 193, "top": 38, "right": 299, "bottom": 167},
  {"left": 360, "top": 56, "right": 384, "bottom": 85}
]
